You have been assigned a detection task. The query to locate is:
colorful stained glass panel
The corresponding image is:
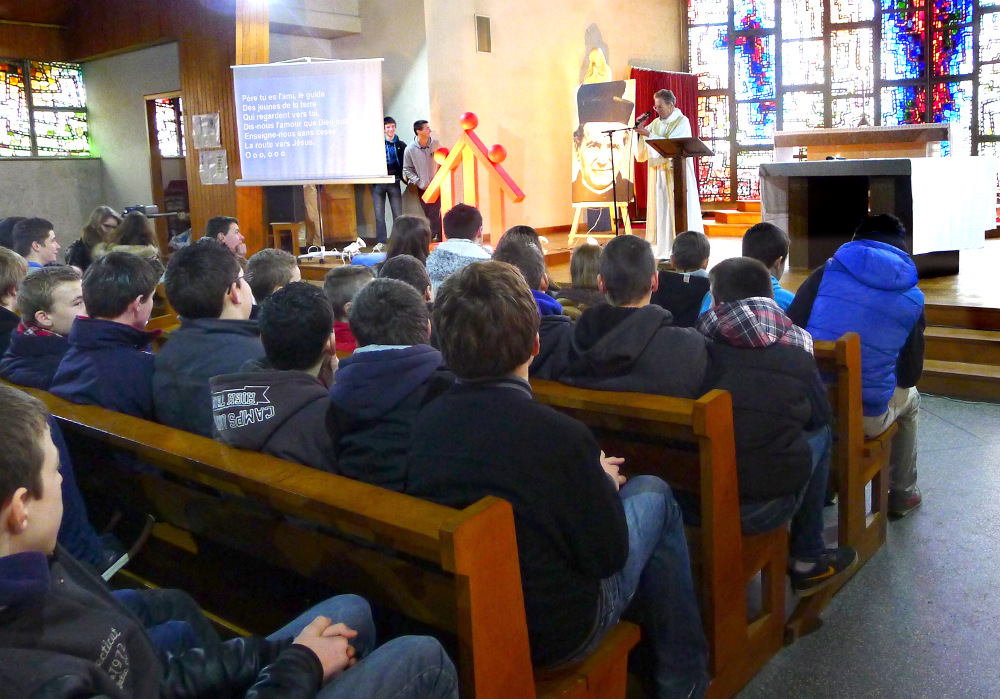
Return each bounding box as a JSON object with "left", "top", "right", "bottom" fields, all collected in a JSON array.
[
  {"left": 831, "top": 0, "right": 875, "bottom": 24},
  {"left": 882, "top": 0, "right": 922, "bottom": 10},
  {"left": 737, "top": 150, "right": 771, "bottom": 200},
  {"left": 782, "top": 40, "right": 825, "bottom": 85},
  {"left": 832, "top": 96, "right": 875, "bottom": 128},
  {"left": 734, "top": 0, "right": 776, "bottom": 30},
  {"left": 881, "top": 85, "right": 927, "bottom": 124},
  {"left": 735, "top": 34, "right": 775, "bottom": 100},
  {"left": 698, "top": 94, "right": 731, "bottom": 141},
  {"left": 697, "top": 141, "right": 731, "bottom": 202},
  {"left": 933, "top": 27, "right": 974, "bottom": 76},
  {"left": 781, "top": 0, "right": 822, "bottom": 39},
  {"left": 932, "top": 0, "right": 973, "bottom": 26},
  {"left": 689, "top": 0, "right": 729, "bottom": 25},
  {"left": 980, "top": 64, "right": 1000, "bottom": 135},
  {"left": 782, "top": 91, "right": 825, "bottom": 131},
  {"left": 981, "top": 11, "right": 1000, "bottom": 63},
  {"left": 29, "top": 62, "right": 85, "bottom": 108},
  {"left": 0, "top": 61, "right": 30, "bottom": 156},
  {"left": 831, "top": 28, "right": 874, "bottom": 95},
  {"left": 690, "top": 25, "right": 730, "bottom": 90},
  {"left": 881, "top": 12, "right": 927, "bottom": 79},
  {"left": 33, "top": 110, "right": 89, "bottom": 156},
  {"left": 933, "top": 80, "right": 972, "bottom": 155},
  {"left": 737, "top": 100, "right": 777, "bottom": 144}
]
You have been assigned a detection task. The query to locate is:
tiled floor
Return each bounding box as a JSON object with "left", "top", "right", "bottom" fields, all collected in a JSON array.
[{"left": 739, "top": 394, "right": 1000, "bottom": 697}]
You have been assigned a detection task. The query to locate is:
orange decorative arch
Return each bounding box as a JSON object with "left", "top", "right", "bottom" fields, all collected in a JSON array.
[{"left": 421, "top": 112, "right": 525, "bottom": 242}]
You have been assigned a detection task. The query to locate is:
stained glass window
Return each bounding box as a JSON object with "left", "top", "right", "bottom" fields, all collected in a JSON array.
[
  {"left": 881, "top": 12, "right": 927, "bottom": 79},
  {"left": 0, "top": 59, "right": 89, "bottom": 157},
  {"left": 832, "top": 95, "right": 876, "bottom": 127},
  {"left": 689, "top": 0, "right": 729, "bottom": 25},
  {"left": 933, "top": 80, "right": 973, "bottom": 154},
  {"left": 881, "top": 85, "right": 927, "bottom": 124},
  {"left": 737, "top": 100, "right": 777, "bottom": 143},
  {"left": 736, "top": 150, "right": 773, "bottom": 198},
  {"left": 33, "top": 111, "right": 88, "bottom": 156},
  {"left": 831, "top": 28, "right": 875, "bottom": 95},
  {"left": 979, "top": 63, "right": 1000, "bottom": 135},
  {"left": 782, "top": 91, "right": 826, "bottom": 130},
  {"left": 783, "top": 40, "right": 825, "bottom": 85},
  {"left": 933, "top": 28, "right": 974, "bottom": 76},
  {"left": 832, "top": 0, "right": 876, "bottom": 23},
  {"left": 29, "top": 62, "right": 85, "bottom": 108},
  {"left": 697, "top": 144, "right": 732, "bottom": 201},
  {"left": 735, "top": 34, "right": 775, "bottom": 100},
  {"left": 698, "top": 94, "right": 731, "bottom": 140},
  {"left": 0, "top": 61, "right": 30, "bottom": 157},
  {"left": 734, "top": 0, "right": 777, "bottom": 29},
  {"left": 690, "top": 25, "right": 730, "bottom": 90},
  {"left": 155, "top": 98, "right": 184, "bottom": 158},
  {"left": 781, "top": 0, "right": 823, "bottom": 38},
  {"left": 981, "top": 11, "right": 1000, "bottom": 62}
]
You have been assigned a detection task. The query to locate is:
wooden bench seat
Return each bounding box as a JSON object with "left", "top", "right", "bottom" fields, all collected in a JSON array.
[{"left": 3, "top": 379, "right": 638, "bottom": 699}]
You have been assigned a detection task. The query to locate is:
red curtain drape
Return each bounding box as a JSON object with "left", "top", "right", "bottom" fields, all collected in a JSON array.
[{"left": 628, "top": 67, "right": 699, "bottom": 220}]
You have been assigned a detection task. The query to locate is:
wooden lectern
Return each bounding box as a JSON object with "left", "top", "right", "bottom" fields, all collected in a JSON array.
[{"left": 644, "top": 137, "right": 714, "bottom": 232}]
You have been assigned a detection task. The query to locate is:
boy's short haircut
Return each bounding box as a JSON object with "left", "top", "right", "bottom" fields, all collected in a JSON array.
[
  {"left": 246, "top": 248, "right": 298, "bottom": 302},
  {"left": 741, "top": 222, "right": 789, "bottom": 267},
  {"left": 350, "top": 278, "right": 430, "bottom": 347},
  {"left": 492, "top": 238, "right": 546, "bottom": 290},
  {"left": 413, "top": 119, "right": 428, "bottom": 135},
  {"left": 378, "top": 254, "right": 431, "bottom": 296},
  {"left": 164, "top": 239, "right": 241, "bottom": 319},
  {"left": 442, "top": 204, "right": 483, "bottom": 241},
  {"left": 12, "top": 218, "right": 54, "bottom": 258},
  {"left": 499, "top": 225, "right": 542, "bottom": 250},
  {"left": 0, "top": 216, "right": 26, "bottom": 250},
  {"left": 322, "top": 266, "right": 374, "bottom": 321},
  {"left": 433, "top": 261, "right": 539, "bottom": 380},
  {"left": 82, "top": 251, "right": 159, "bottom": 319},
  {"left": 671, "top": 231, "right": 711, "bottom": 271},
  {"left": 599, "top": 234, "right": 656, "bottom": 306},
  {"left": 384, "top": 116, "right": 396, "bottom": 125},
  {"left": 16, "top": 266, "right": 82, "bottom": 325},
  {"left": 570, "top": 244, "right": 602, "bottom": 290},
  {"left": 709, "top": 257, "right": 774, "bottom": 304},
  {"left": 0, "top": 247, "right": 28, "bottom": 298},
  {"left": 0, "top": 385, "right": 48, "bottom": 503},
  {"left": 205, "top": 215, "right": 239, "bottom": 241},
  {"left": 853, "top": 213, "right": 910, "bottom": 252},
  {"left": 258, "top": 282, "right": 334, "bottom": 371}
]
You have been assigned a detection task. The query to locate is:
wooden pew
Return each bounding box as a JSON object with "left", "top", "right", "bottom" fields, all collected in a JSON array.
[
  {"left": 529, "top": 381, "right": 786, "bottom": 699},
  {"left": 3, "top": 379, "right": 638, "bottom": 699},
  {"left": 785, "top": 332, "right": 896, "bottom": 639}
]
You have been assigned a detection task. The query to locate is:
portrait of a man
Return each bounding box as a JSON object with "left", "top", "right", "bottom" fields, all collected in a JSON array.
[{"left": 572, "top": 80, "right": 636, "bottom": 204}]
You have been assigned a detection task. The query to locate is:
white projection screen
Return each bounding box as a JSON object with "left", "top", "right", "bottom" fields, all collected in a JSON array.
[{"left": 233, "top": 58, "right": 387, "bottom": 185}]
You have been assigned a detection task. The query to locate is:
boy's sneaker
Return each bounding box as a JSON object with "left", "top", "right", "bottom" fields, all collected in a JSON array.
[
  {"left": 888, "top": 486, "right": 922, "bottom": 519},
  {"left": 790, "top": 547, "right": 859, "bottom": 596}
]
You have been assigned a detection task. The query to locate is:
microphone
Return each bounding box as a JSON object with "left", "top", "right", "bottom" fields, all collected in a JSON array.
[{"left": 634, "top": 109, "right": 654, "bottom": 126}]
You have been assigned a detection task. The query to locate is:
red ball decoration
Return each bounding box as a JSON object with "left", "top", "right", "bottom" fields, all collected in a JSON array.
[
  {"left": 433, "top": 147, "right": 449, "bottom": 164},
  {"left": 488, "top": 144, "right": 507, "bottom": 163},
  {"left": 459, "top": 112, "right": 479, "bottom": 130}
]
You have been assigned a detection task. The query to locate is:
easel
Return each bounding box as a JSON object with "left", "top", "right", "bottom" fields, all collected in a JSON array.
[{"left": 568, "top": 202, "right": 632, "bottom": 245}]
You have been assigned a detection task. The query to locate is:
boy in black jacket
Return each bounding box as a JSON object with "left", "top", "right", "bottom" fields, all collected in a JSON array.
[
  {"left": 649, "top": 230, "right": 712, "bottom": 327},
  {"left": 328, "top": 278, "right": 452, "bottom": 490},
  {"left": 0, "top": 247, "right": 27, "bottom": 354},
  {"left": 697, "top": 258, "right": 857, "bottom": 594},
  {"left": 407, "top": 261, "right": 709, "bottom": 698},
  {"left": 212, "top": 282, "right": 337, "bottom": 473},
  {"left": 0, "top": 384, "right": 458, "bottom": 699}
]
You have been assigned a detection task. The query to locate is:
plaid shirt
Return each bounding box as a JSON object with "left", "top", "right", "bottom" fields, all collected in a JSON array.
[
  {"left": 16, "top": 322, "right": 61, "bottom": 338},
  {"left": 697, "top": 297, "right": 813, "bottom": 354}
]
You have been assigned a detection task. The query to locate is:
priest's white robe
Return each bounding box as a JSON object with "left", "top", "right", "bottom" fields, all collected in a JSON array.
[{"left": 638, "top": 109, "right": 703, "bottom": 258}]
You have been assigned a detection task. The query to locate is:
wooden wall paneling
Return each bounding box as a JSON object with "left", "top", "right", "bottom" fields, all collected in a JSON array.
[
  {"left": 65, "top": 0, "right": 176, "bottom": 61},
  {"left": 0, "top": 23, "right": 67, "bottom": 61},
  {"left": 234, "top": 0, "right": 269, "bottom": 256}
]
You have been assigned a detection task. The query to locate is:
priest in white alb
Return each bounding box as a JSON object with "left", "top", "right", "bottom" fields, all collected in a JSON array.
[{"left": 636, "top": 89, "right": 703, "bottom": 258}]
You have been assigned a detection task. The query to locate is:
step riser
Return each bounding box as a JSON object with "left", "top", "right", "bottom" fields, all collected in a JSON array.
[
  {"left": 715, "top": 212, "right": 761, "bottom": 225},
  {"left": 704, "top": 223, "right": 746, "bottom": 237},
  {"left": 737, "top": 201, "right": 762, "bottom": 212},
  {"left": 925, "top": 338, "right": 1000, "bottom": 365},
  {"left": 925, "top": 305, "right": 1000, "bottom": 330},
  {"left": 918, "top": 373, "right": 1000, "bottom": 403}
]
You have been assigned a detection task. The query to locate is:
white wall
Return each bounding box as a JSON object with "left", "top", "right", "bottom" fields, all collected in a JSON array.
[
  {"left": 424, "top": 0, "right": 686, "bottom": 230},
  {"left": 0, "top": 159, "right": 104, "bottom": 253},
  {"left": 83, "top": 42, "right": 182, "bottom": 211}
]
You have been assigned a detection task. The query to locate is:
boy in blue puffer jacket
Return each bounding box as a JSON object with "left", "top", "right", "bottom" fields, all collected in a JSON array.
[{"left": 787, "top": 214, "right": 925, "bottom": 518}]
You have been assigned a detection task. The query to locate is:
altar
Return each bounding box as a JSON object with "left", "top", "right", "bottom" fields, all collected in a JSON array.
[{"left": 760, "top": 158, "right": 997, "bottom": 277}]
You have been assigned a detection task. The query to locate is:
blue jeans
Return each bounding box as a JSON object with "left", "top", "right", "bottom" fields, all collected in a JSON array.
[
  {"left": 113, "top": 588, "right": 221, "bottom": 659},
  {"left": 371, "top": 181, "right": 403, "bottom": 243},
  {"left": 268, "top": 595, "right": 458, "bottom": 699},
  {"left": 740, "top": 425, "right": 832, "bottom": 561},
  {"left": 554, "top": 476, "right": 709, "bottom": 699}
]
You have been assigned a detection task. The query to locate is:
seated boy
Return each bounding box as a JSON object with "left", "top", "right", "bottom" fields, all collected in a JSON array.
[
  {"left": 0, "top": 266, "right": 85, "bottom": 389},
  {"left": 50, "top": 252, "right": 160, "bottom": 419},
  {"left": 425, "top": 204, "right": 491, "bottom": 293},
  {"left": 246, "top": 247, "right": 301, "bottom": 305},
  {"left": 650, "top": 230, "right": 712, "bottom": 327},
  {"left": 154, "top": 239, "right": 264, "bottom": 437},
  {"left": 492, "top": 236, "right": 572, "bottom": 380},
  {"left": 0, "top": 384, "right": 459, "bottom": 699},
  {"left": 788, "top": 214, "right": 925, "bottom": 517},
  {"left": 0, "top": 248, "right": 28, "bottom": 353},
  {"left": 12, "top": 217, "right": 61, "bottom": 270},
  {"left": 696, "top": 258, "right": 857, "bottom": 594},
  {"left": 379, "top": 254, "right": 433, "bottom": 302},
  {"left": 329, "top": 278, "right": 452, "bottom": 491},
  {"left": 742, "top": 222, "right": 794, "bottom": 311},
  {"left": 211, "top": 282, "right": 337, "bottom": 472},
  {"left": 407, "top": 261, "right": 708, "bottom": 696},
  {"left": 323, "top": 265, "right": 374, "bottom": 354},
  {"left": 561, "top": 234, "right": 709, "bottom": 397}
]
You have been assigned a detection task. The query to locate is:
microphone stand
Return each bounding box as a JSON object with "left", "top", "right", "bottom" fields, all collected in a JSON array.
[{"left": 601, "top": 124, "right": 638, "bottom": 237}]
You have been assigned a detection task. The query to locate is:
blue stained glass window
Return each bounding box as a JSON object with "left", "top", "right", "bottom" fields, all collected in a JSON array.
[
  {"left": 882, "top": 0, "right": 923, "bottom": 10},
  {"left": 932, "top": 0, "right": 974, "bottom": 26},
  {"left": 690, "top": 25, "right": 730, "bottom": 90},
  {"left": 782, "top": 91, "right": 825, "bottom": 130},
  {"left": 933, "top": 28, "right": 974, "bottom": 76},
  {"left": 933, "top": 80, "right": 973, "bottom": 154},
  {"left": 882, "top": 12, "right": 928, "bottom": 79},
  {"left": 881, "top": 85, "right": 927, "bottom": 124},
  {"left": 737, "top": 100, "right": 777, "bottom": 144},
  {"left": 783, "top": 40, "right": 825, "bottom": 85},
  {"left": 981, "top": 11, "right": 1000, "bottom": 63},
  {"left": 734, "top": 0, "right": 776, "bottom": 30},
  {"left": 735, "top": 34, "right": 775, "bottom": 99}
]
